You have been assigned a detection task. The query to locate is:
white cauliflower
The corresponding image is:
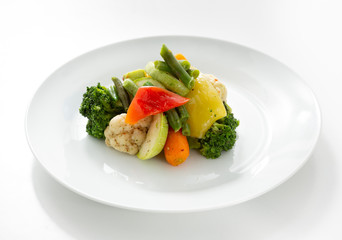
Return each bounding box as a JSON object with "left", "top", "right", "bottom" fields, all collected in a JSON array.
[
  {"left": 197, "top": 73, "right": 227, "bottom": 101},
  {"left": 104, "top": 113, "right": 152, "bottom": 155}
]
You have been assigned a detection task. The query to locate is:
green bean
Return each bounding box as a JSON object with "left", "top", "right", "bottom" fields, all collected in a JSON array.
[
  {"left": 166, "top": 108, "right": 182, "bottom": 132},
  {"left": 145, "top": 62, "right": 189, "bottom": 96},
  {"left": 112, "top": 77, "right": 130, "bottom": 112},
  {"left": 154, "top": 60, "right": 172, "bottom": 73},
  {"left": 109, "top": 85, "right": 119, "bottom": 102},
  {"left": 160, "top": 44, "right": 194, "bottom": 89},
  {"left": 154, "top": 60, "right": 191, "bottom": 74},
  {"left": 123, "top": 69, "right": 146, "bottom": 80},
  {"left": 123, "top": 78, "right": 139, "bottom": 96},
  {"left": 181, "top": 122, "right": 191, "bottom": 136},
  {"left": 178, "top": 60, "right": 191, "bottom": 71},
  {"left": 176, "top": 105, "right": 189, "bottom": 123},
  {"left": 187, "top": 69, "right": 200, "bottom": 79}
]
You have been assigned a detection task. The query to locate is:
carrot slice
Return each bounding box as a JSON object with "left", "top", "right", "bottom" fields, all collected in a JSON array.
[
  {"left": 175, "top": 53, "right": 187, "bottom": 60},
  {"left": 163, "top": 128, "right": 189, "bottom": 166}
]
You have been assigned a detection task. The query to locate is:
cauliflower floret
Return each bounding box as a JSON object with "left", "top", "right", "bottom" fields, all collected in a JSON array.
[
  {"left": 197, "top": 73, "right": 227, "bottom": 101},
  {"left": 104, "top": 113, "right": 152, "bottom": 155}
]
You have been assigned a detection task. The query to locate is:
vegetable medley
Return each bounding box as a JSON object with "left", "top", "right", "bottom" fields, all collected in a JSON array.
[{"left": 79, "top": 44, "right": 239, "bottom": 166}]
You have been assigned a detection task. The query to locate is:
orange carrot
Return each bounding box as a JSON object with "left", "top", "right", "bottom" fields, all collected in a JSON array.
[
  {"left": 175, "top": 53, "right": 187, "bottom": 60},
  {"left": 164, "top": 128, "right": 189, "bottom": 166}
]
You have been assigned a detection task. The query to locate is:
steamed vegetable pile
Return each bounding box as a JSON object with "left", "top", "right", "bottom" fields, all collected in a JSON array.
[{"left": 79, "top": 44, "right": 239, "bottom": 166}]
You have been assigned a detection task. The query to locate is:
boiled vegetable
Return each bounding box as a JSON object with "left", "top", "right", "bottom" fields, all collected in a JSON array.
[
  {"left": 154, "top": 60, "right": 191, "bottom": 74},
  {"left": 185, "top": 77, "right": 227, "bottom": 138},
  {"left": 165, "top": 108, "right": 182, "bottom": 132},
  {"left": 181, "top": 122, "right": 191, "bottom": 136},
  {"left": 160, "top": 44, "right": 194, "bottom": 89},
  {"left": 134, "top": 77, "right": 166, "bottom": 89},
  {"left": 163, "top": 128, "right": 189, "bottom": 166},
  {"left": 175, "top": 53, "right": 187, "bottom": 60},
  {"left": 125, "top": 86, "right": 190, "bottom": 124},
  {"left": 112, "top": 77, "right": 130, "bottom": 112},
  {"left": 145, "top": 62, "right": 189, "bottom": 96},
  {"left": 137, "top": 113, "right": 168, "bottom": 160},
  {"left": 123, "top": 78, "right": 139, "bottom": 96},
  {"left": 123, "top": 69, "right": 147, "bottom": 80}
]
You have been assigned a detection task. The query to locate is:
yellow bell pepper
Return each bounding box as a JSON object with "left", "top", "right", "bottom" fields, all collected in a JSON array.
[{"left": 185, "top": 77, "right": 226, "bottom": 138}]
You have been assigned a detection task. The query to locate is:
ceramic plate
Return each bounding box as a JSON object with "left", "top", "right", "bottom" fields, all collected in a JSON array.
[{"left": 26, "top": 36, "right": 321, "bottom": 212}]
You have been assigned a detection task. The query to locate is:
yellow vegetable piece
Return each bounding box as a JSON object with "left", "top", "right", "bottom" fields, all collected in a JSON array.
[{"left": 185, "top": 77, "right": 226, "bottom": 138}]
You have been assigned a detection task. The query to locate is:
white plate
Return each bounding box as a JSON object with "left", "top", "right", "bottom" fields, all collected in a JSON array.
[{"left": 26, "top": 36, "right": 321, "bottom": 212}]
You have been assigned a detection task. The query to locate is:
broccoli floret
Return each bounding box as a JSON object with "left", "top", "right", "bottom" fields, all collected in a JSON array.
[
  {"left": 79, "top": 83, "right": 124, "bottom": 138},
  {"left": 199, "top": 102, "right": 239, "bottom": 159}
]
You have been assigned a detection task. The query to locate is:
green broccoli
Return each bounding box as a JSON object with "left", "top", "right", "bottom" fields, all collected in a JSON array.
[
  {"left": 79, "top": 83, "right": 124, "bottom": 138},
  {"left": 199, "top": 102, "right": 239, "bottom": 159}
]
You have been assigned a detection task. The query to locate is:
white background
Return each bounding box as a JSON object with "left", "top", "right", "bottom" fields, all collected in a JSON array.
[{"left": 1, "top": 0, "right": 342, "bottom": 239}]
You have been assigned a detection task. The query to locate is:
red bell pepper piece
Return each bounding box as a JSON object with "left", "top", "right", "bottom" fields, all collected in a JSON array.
[{"left": 125, "top": 86, "right": 189, "bottom": 124}]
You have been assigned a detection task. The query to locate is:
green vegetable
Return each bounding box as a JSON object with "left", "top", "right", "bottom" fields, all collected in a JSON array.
[
  {"left": 123, "top": 78, "right": 139, "bottom": 96},
  {"left": 133, "top": 76, "right": 153, "bottom": 82},
  {"left": 166, "top": 108, "right": 182, "bottom": 132},
  {"left": 134, "top": 77, "right": 166, "bottom": 89},
  {"left": 181, "top": 122, "right": 191, "bottom": 136},
  {"left": 178, "top": 60, "right": 191, "bottom": 71},
  {"left": 112, "top": 77, "right": 130, "bottom": 112},
  {"left": 187, "top": 137, "right": 201, "bottom": 149},
  {"left": 199, "top": 102, "right": 239, "bottom": 159},
  {"left": 109, "top": 85, "right": 119, "bottom": 102},
  {"left": 137, "top": 113, "right": 168, "bottom": 160},
  {"left": 123, "top": 69, "right": 146, "bottom": 80},
  {"left": 160, "top": 44, "right": 194, "bottom": 89},
  {"left": 154, "top": 60, "right": 191, "bottom": 75},
  {"left": 79, "top": 83, "right": 124, "bottom": 138},
  {"left": 145, "top": 61, "right": 189, "bottom": 96},
  {"left": 176, "top": 105, "right": 189, "bottom": 124},
  {"left": 187, "top": 69, "right": 200, "bottom": 79},
  {"left": 143, "top": 81, "right": 154, "bottom": 86}
]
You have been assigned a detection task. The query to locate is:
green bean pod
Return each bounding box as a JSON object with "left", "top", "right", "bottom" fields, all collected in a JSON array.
[
  {"left": 160, "top": 44, "right": 194, "bottom": 89},
  {"left": 112, "top": 77, "right": 130, "bottom": 112},
  {"left": 123, "top": 69, "right": 147, "bottom": 80},
  {"left": 187, "top": 69, "right": 200, "bottom": 79},
  {"left": 145, "top": 62, "right": 189, "bottom": 96},
  {"left": 176, "top": 105, "right": 189, "bottom": 123},
  {"left": 178, "top": 60, "right": 191, "bottom": 71},
  {"left": 181, "top": 122, "right": 191, "bottom": 136},
  {"left": 154, "top": 60, "right": 191, "bottom": 75},
  {"left": 123, "top": 78, "right": 139, "bottom": 96},
  {"left": 166, "top": 108, "right": 182, "bottom": 132},
  {"left": 109, "top": 85, "right": 119, "bottom": 102}
]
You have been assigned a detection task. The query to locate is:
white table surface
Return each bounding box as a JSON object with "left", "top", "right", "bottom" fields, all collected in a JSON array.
[{"left": 1, "top": 0, "right": 342, "bottom": 239}]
